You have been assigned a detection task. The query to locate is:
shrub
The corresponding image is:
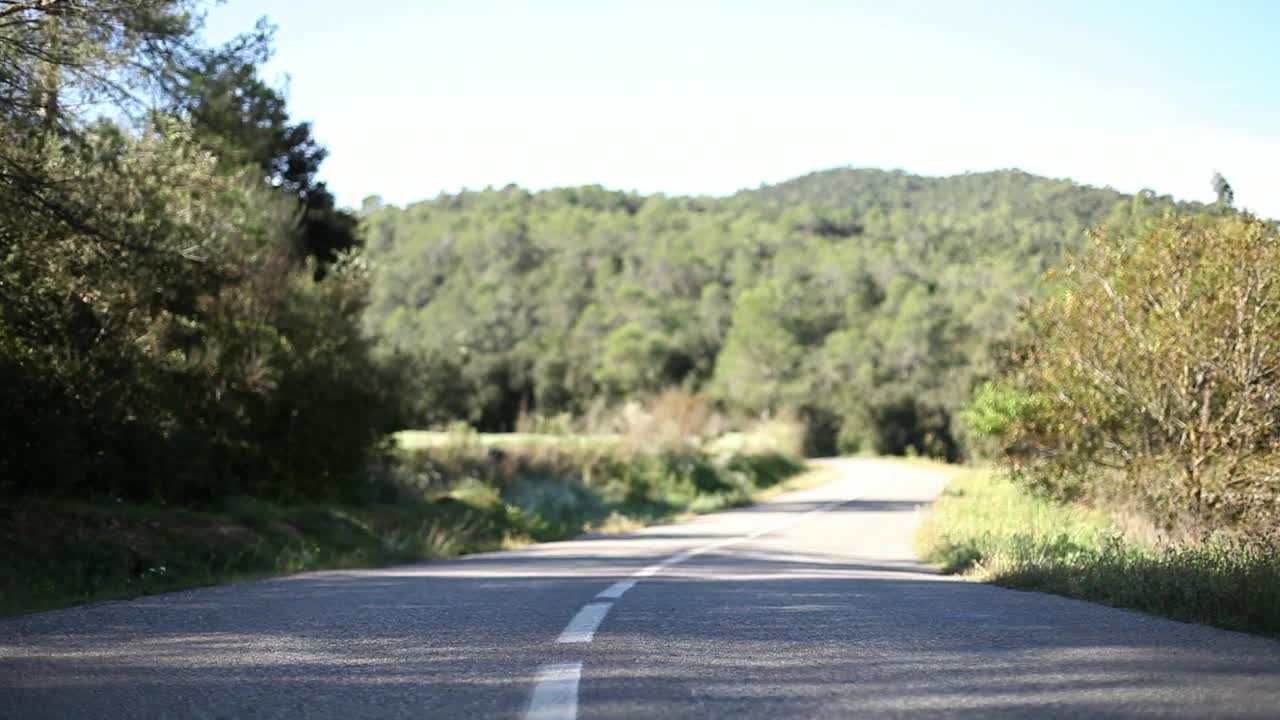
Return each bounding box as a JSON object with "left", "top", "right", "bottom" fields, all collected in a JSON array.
[
  {"left": 387, "top": 438, "right": 803, "bottom": 534},
  {"left": 984, "top": 212, "right": 1280, "bottom": 534},
  {"left": 0, "top": 124, "right": 405, "bottom": 505}
]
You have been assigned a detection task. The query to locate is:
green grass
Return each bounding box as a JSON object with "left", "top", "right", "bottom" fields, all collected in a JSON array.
[
  {"left": 3, "top": 443, "right": 807, "bottom": 617},
  {"left": 916, "top": 468, "right": 1280, "bottom": 637}
]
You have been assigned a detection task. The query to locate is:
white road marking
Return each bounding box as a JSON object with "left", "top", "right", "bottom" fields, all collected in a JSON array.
[
  {"left": 556, "top": 602, "right": 613, "bottom": 643},
  {"left": 535, "top": 478, "right": 887, "bottom": 717},
  {"left": 664, "top": 548, "right": 699, "bottom": 564},
  {"left": 596, "top": 579, "right": 637, "bottom": 599},
  {"left": 632, "top": 564, "right": 663, "bottom": 578},
  {"left": 524, "top": 662, "right": 582, "bottom": 720},
  {"left": 662, "top": 496, "right": 869, "bottom": 564},
  {"left": 605, "top": 487, "right": 885, "bottom": 598}
]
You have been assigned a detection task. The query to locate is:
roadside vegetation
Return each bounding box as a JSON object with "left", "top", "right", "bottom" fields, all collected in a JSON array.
[
  {"left": 6, "top": 2, "right": 1275, "bottom": 634},
  {"left": 2, "top": 2, "right": 404, "bottom": 507},
  {"left": 921, "top": 203, "right": 1280, "bottom": 637},
  {"left": 362, "top": 167, "right": 1203, "bottom": 459},
  {"left": 917, "top": 468, "right": 1280, "bottom": 636},
  {"left": 2, "top": 434, "right": 808, "bottom": 616},
  {"left": 0, "top": 3, "right": 808, "bottom": 616},
  {"left": 2, "top": 394, "right": 808, "bottom": 616}
]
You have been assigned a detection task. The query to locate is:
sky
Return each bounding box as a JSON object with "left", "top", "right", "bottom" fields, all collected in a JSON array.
[{"left": 203, "top": 1, "right": 1280, "bottom": 216}]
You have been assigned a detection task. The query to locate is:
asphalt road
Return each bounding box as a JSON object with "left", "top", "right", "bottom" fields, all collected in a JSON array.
[{"left": 3, "top": 458, "right": 1279, "bottom": 718}]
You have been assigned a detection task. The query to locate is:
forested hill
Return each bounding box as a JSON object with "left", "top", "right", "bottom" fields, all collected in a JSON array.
[
  {"left": 741, "top": 168, "right": 1132, "bottom": 221},
  {"left": 362, "top": 168, "right": 1199, "bottom": 457}
]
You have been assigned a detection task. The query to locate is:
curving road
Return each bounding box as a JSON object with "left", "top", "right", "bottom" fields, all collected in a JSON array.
[{"left": 2, "top": 459, "right": 1279, "bottom": 718}]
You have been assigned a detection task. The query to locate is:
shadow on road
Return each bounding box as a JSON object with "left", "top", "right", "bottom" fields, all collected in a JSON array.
[{"left": 3, "top": 495, "right": 1279, "bottom": 718}]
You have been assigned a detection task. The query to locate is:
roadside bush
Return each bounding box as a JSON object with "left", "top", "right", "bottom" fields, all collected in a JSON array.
[
  {"left": 389, "top": 440, "right": 804, "bottom": 532},
  {"left": 0, "top": 123, "right": 406, "bottom": 505},
  {"left": 978, "top": 212, "right": 1280, "bottom": 535},
  {"left": 0, "top": 4, "right": 410, "bottom": 507}
]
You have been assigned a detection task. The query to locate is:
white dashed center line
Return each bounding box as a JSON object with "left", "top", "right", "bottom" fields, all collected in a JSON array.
[
  {"left": 596, "top": 578, "right": 637, "bottom": 599},
  {"left": 525, "top": 662, "right": 582, "bottom": 720},
  {"left": 556, "top": 602, "right": 614, "bottom": 643},
  {"left": 526, "top": 476, "right": 883, "bottom": 719}
]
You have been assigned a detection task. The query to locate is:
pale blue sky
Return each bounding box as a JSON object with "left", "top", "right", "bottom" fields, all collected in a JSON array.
[{"left": 204, "top": 1, "right": 1280, "bottom": 215}]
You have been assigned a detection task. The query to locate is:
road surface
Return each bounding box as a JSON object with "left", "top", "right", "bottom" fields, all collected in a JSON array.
[{"left": 2, "top": 458, "right": 1279, "bottom": 718}]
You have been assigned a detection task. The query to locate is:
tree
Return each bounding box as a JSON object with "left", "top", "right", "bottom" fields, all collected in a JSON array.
[
  {"left": 170, "top": 21, "right": 360, "bottom": 273},
  {"left": 594, "top": 322, "right": 672, "bottom": 398},
  {"left": 1, "top": 1, "right": 405, "bottom": 503},
  {"left": 361, "top": 167, "right": 1203, "bottom": 453},
  {"left": 710, "top": 284, "right": 808, "bottom": 415},
  {"left": 983, "top": 212, "right": 1280, "bottom": 532},
  {"left": 1212, "top": 172, "right": 1235, "bottom": 209}
]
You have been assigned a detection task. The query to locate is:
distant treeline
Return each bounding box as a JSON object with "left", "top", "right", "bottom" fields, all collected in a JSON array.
[{"left": 362, "top": 170, "right": 1201, "bottom": 457}]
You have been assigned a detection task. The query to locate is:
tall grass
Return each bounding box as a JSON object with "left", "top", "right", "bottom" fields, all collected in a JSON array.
[
  {"left": 4, "top": 437, "right": 807, "bottom": 616},
  {"left": 916, "top": 469, "right": 1280, "bottom": 637},
  {"left": 392, "top": 440, "right": 806, "bottom": 541}
]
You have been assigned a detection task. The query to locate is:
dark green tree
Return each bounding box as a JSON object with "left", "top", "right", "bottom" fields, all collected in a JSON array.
[
  {"left": 1, "top": 1, "right": 406, "bottom": 504},
  {"left": 1212, "top": 171, "right": 1235, "bottom": 209},
  {"left": 173, "top": 25, "right": 360, "bottom": 272}
]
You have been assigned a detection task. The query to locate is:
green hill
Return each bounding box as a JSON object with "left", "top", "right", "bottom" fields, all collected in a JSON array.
[{"left": 362, "top": 168, "right": 1199, "bottom": 456}]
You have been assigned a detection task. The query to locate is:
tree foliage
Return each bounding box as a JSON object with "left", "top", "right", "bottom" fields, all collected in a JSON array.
[
  {"left": 1212, "top": 172, "right": 1234, "bottom": 209},
  {"left": 0, "top": 1, "right": 405, "bottom": 503},
  {"left": 978, "top": 212, "right": 1280, "bottom": 533},
  {"left": 174, "top": 34, "right": 360, "bottom": 271},
  {"left": 362, "top": 169, "right": 1200, "bottom": 456}
]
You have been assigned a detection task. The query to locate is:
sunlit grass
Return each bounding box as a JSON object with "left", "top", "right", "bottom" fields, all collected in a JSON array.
[
  {"left": 916, "top": 468, "right": 1280, "bottom": 637},
  {"left": 394, "top": 430, "right": 622, "bottom": 451}
]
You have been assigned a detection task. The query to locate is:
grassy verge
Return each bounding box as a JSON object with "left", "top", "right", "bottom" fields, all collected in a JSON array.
[
  {"left": 915, "top": 468, "right": 1280, "bottom": 637},
  {"left": 3, "top": 444, "right": 807, "bottom": 617},
  {"left": 0, "top": 496, "right": 510, "bottom": 617}
]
